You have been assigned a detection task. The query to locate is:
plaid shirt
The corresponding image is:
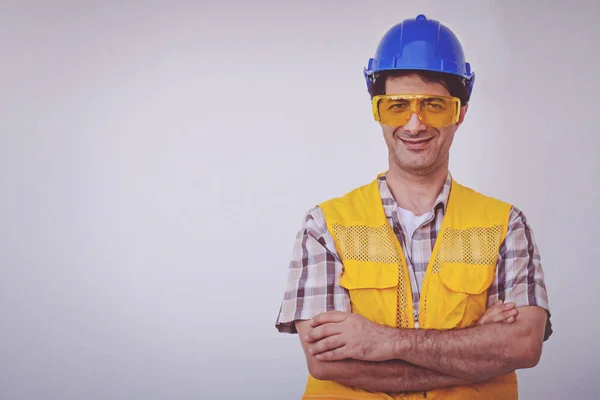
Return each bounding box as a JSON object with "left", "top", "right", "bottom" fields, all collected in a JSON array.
[{"left": 276, "top": 173, "right": 552, "bottom": 340}]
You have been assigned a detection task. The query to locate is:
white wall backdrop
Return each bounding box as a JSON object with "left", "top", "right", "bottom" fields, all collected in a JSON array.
[{"left": 1, "top": 1, "right": 599, "bottom": 399}]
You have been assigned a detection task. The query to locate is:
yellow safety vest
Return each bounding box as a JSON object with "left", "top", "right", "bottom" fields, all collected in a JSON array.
[{"left": 302, "top": 175, "right": 518, "bottom": 399}]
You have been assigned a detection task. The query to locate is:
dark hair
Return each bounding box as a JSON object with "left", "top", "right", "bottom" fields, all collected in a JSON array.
[{"left": 368, "top": 70, "right": 471, "bottom": 105}]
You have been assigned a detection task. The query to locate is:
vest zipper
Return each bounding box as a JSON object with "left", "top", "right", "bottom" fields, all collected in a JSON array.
[{"left": 413, "top": 309, "right": 420, "bottom": 329}]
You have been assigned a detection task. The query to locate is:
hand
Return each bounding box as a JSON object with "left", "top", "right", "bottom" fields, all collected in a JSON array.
[
  {"left": 304, "top": 311, "right": 392, "bottom": 362},
  {"left": 478, "top": 300, "right": 519, "bottom": 325}
]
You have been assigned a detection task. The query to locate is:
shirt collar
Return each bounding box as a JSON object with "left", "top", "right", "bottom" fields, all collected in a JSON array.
[{"left": 378, "top": 172, "right": 452, "bottom": 218}]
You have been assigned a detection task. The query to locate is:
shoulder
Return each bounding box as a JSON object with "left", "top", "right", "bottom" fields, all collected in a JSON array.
[
  {"left": 505, "top": 205, "right": 539, "bottom": 239},
  {"left": 318, "top": 176, "right": 383, "bottom": 221},
  {"left": 298, "top": 205, "right": 329, "bottom": 239},
  {"left": 320, "top": 179, "right": 379, "bottom": 206},
  {"left": 451, "top": 182, "right": 536, "bottom": 230},
  {"left": 450, "top": 181, "right": 514, "bottom": 226},
  {"left": 297, "top": 179, "right": 376, "bottom": 242},
  {"left": 507, "top": 205, "right": 531, "bottom": 225},
  {"left": 452, "top": 180, "right": 513, "bottom": 210}
]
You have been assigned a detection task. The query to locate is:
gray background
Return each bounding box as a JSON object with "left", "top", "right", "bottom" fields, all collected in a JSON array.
[{"left": 1, "top": 1, "right": 599, "bottom": 398}]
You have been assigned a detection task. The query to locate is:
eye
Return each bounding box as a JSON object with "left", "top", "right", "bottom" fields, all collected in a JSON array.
[
  {"left": 422, "top": 98, "right": 447, "bottom": 111},
  {"left": 387, "top": 100, "right": 409, "bottom": 111}
]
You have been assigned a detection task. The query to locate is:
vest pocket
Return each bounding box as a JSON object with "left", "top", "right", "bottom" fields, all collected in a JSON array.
[
  {"left": 435, "top": 262, "right": 495, "bottom": 328},
  {"left": 339, "top": 260, "right": 398, "bottom": 289},
  {"left": 339, "top": 260, "right": 399, "bottom": 327}
]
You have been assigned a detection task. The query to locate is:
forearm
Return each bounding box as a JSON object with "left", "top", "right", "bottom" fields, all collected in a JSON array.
[
  {"left": 297, "top": 319, "right": 470, "bottom": 392},
  {"left": 312, "top": 358, "right": 471, "bottom": 393},
  {"left": 395, "top": 324, "right": 518, "bottom": 380},
  {"left": 392, "top": 307, "right": 546, "bottom": 380}
]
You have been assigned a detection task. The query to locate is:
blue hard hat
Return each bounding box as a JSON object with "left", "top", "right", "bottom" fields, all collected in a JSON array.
[{"left": 364, "top": 14, "right": 475, "bottom": 96}]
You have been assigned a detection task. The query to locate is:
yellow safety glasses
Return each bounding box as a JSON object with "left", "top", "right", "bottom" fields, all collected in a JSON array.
[{"left": 372, "top": 93, "right": 461, "bottom": 128}]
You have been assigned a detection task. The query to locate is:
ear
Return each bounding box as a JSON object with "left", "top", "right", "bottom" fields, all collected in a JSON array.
[{"left": 456, "top": 104, "right": 469, "bottom": 127}]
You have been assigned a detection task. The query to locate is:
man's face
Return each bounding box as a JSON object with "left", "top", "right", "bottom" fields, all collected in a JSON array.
[{"left": 381, "top": 74, "right": 468, "bottom": 176}]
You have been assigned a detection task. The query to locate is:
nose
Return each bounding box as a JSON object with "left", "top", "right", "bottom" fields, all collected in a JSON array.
[{"left": 403, "top": 113, "right": 427, "bottom": 135}]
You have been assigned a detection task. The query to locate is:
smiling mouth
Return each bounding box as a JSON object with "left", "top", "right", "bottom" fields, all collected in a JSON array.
[{"left": 399, "top": 137, "right": 434, "bottom": 150}]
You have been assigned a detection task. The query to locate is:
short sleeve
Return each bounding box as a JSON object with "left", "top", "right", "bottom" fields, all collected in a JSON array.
[
  {"left": 275, "top": 206, "right": 351, "bottom": 334},
  {"left": 488, "top": 206, "right": 553, "bottom": 340}
]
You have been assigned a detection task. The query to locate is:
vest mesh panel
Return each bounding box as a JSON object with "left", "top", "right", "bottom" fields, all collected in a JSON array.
[
  {"left": 432, "top": 225, "right": 504, "bottom": 272},
  {"left": 331, "top": 223, "right": 410, "bottom": 328}
]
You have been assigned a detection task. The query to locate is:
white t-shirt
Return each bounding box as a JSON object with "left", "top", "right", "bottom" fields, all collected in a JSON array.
[{"left": 397, "top": 206, "right": 431, "bottom": 242}]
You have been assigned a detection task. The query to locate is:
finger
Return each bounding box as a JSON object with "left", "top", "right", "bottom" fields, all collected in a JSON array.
[
  {"left": 309, "top": 311, "right": 347, "bottom": 328},
  {"left": 492, "top": 309, "right": 518, "bottom": 323},
  {"left": 503, "top": 316, "right": 516, "bottom": 324},
  {"left": 304, "top": 323, "right": 342, "bottom": 343},
  {"left": 309, "top": 334, "right": 344, "bottom": 356},
  {"left": 487, "top": 300, "right": 504, "bottom": 312},
  {"left": 503, "top": 302, "right": 516, "bottom": 310},
  {"left": 477, "top": 315, "right": 488, "bottom": 325},
  {"left": 315, "top": 346, "right": 349, "bottom": 362}
]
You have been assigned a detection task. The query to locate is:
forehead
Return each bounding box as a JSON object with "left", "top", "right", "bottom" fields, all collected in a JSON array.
[{"left": 384, "top": 74, "right": 451, "bottom": 97}]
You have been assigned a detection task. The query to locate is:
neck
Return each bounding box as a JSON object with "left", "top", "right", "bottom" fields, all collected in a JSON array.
[{"left": 385, "top": 164, "right": 448, "bottom": 216}]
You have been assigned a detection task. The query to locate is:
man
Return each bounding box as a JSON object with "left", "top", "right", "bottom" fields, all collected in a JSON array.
[{"left": 275, "top": 14, "right": 552, "bottom": 399}]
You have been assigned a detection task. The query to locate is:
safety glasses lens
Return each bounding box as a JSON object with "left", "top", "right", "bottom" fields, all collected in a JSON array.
[{"left": 374, "top": 95, "right": 460, "bottom": 128}]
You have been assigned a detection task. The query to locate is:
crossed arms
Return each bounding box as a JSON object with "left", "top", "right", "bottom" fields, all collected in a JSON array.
[{"left": 295, "top": 305, "right": 547, "bottom": 393}]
